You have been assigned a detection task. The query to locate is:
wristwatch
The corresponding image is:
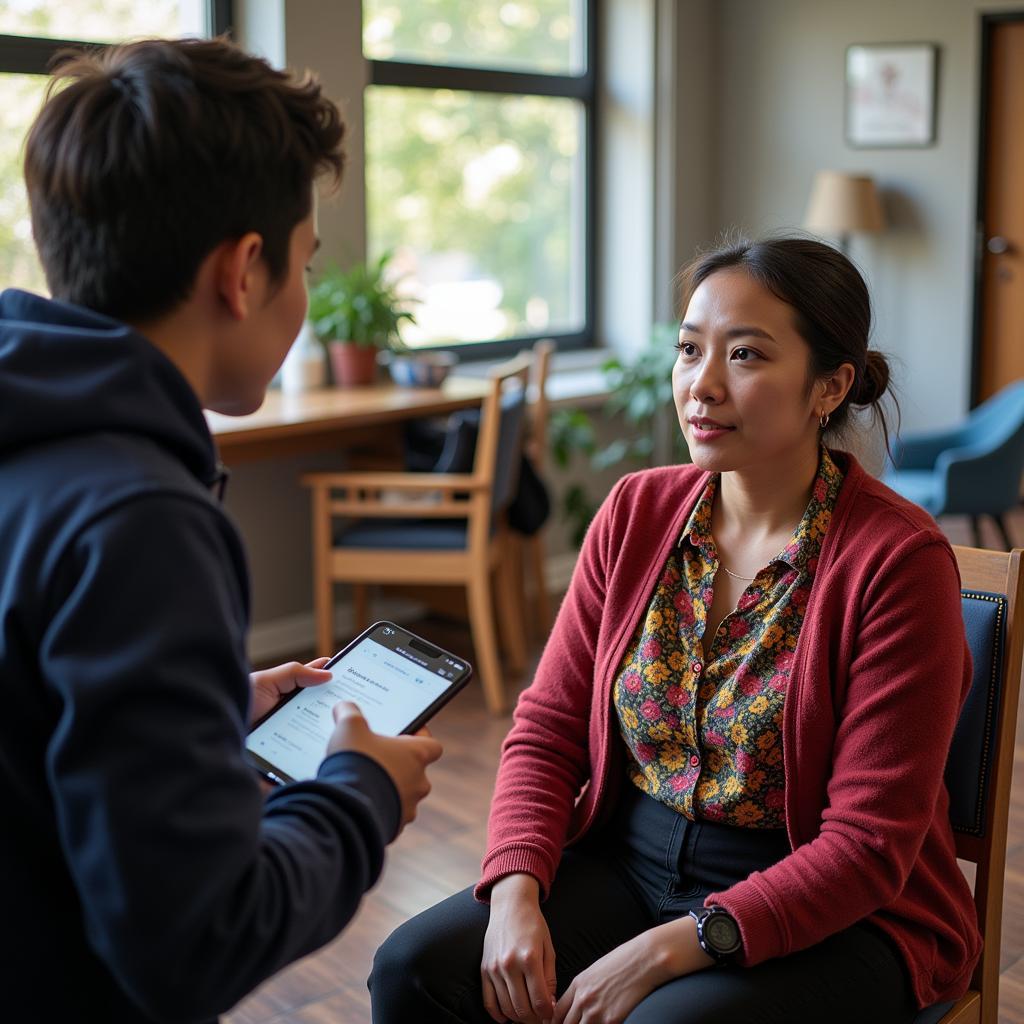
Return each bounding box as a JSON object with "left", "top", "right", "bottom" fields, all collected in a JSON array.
[{"left": 688, "top": 907, "right": 742, "bottom": 964}]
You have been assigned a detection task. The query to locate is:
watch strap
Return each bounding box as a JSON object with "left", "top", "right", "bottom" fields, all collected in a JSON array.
[{"left": 688, "top": 906, "right": 742, "bottom": 965}]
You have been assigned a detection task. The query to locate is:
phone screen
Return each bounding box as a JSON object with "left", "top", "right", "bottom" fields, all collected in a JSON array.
[{"left": 245, "top": 622, "right": 471, "bottom": 784}]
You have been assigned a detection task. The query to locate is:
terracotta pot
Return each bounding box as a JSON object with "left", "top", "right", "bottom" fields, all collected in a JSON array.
[{"left": 327, "top": 341, "right": 379, "bottom": 387}]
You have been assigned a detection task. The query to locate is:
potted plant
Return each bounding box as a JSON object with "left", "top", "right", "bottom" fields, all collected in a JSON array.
[{"left": 307, "top": 253, "right": 415, "bottom": 387}]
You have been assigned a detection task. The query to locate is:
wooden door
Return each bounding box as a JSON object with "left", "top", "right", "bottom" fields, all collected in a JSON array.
[{"left": 977, "top": 19, "right": 1024, "bottom": 402}]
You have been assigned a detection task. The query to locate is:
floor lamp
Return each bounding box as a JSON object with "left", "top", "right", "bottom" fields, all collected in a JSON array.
[{"left": 804, "top": 171, "right": 886, "bottom": 255}]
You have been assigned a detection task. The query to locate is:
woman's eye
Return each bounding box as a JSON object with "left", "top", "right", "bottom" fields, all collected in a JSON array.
[
  {"left": 732, "top": 347, "right": 756, "bottom": 361},
  {"left": 675, "top": 341, "right": 697, "bottom": 356}
]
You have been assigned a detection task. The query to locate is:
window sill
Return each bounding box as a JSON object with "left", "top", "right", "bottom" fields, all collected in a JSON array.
[{"left": 454, "top": 346, "right": 611, "bottom": 408}]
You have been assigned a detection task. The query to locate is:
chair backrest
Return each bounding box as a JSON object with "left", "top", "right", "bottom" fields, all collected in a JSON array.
[
  {"left": 472, "top": 352, "right": 532, "bottom": 521},
  {"left": 527, "top": 339, "right": 555, "bottom": 471},
  {"left": 966, "top": 379, "right": 1024, "bottom": 443},
  {"left": 947, "top": 545, "right": 1024, "bottom": 1021}
]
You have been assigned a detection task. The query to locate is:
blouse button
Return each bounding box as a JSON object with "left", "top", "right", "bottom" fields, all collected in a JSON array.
[
  {"left": 691, "top": 661, "right": 703, "bottom": 675},
  {"left": 689, "top": 754, "right": 700, "bottom": 767}
]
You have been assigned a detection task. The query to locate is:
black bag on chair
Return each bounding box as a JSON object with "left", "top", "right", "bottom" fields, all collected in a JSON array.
[
  {"left": 506, "top": 453, "right": 550, "bottom": 536},
  {"left": 401, "top": 412, "right": 550, "bottom": 536}
]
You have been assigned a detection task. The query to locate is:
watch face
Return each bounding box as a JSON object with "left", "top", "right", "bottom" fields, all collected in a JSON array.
[{"left": 705, "top": 912, "right": 741, "bottom": 953}]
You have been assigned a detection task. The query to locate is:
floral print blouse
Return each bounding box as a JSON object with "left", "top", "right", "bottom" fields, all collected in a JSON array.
[{"left": 612, "top": 447, "right": 844, "bottom": 828}]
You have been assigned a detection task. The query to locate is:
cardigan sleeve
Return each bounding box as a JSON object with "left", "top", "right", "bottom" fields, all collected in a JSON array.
[
  {"left": 706, "top": 536, "right": 970, "bottom": 966},
  {"left": 475, "top": 475, "right": 630, "bottom": 901}
]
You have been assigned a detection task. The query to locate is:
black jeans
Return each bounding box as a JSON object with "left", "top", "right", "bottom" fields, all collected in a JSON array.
[{"left": 369, "top": 786, "right": 917, "bottom": 1023}]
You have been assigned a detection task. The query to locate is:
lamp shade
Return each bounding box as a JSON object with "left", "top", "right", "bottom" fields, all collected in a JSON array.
[{"left": 803, "top": 171, "right": 886, "bottom": 235}]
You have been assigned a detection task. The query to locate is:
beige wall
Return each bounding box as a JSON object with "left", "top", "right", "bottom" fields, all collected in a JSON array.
[
  {"left": 220, "top": 451, "right": 344, "bottom": 635},
  {"left": 681, "top": 0, "right": 1024, "bottom": 433},
  {"left": 661, "top": 0, "right": 717, "bottom": 318}
]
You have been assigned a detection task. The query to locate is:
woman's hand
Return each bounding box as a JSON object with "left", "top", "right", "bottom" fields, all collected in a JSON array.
[
  {"left": 249, "top": 657, "right": 333, "bottom": 726},
  {"left": 553, "top": 917, "right": 713, "bottom": 1024},
  {"left": 482, "top": 874, "right": 557, "bottom": 1024}
]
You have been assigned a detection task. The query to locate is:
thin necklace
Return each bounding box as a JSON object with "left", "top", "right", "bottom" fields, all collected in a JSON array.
[{"left": 718, "top": 563, "right": 757, "bottom": 582}]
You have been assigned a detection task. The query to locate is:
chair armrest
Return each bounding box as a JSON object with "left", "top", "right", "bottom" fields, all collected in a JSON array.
[
  {"left": 301, "top": 471, "right": 488, "bottom": 492},
  {"left": 935, "top": 441, "right": 1024, "bottom": 514},
  {"left": 892, "top": 428, "right": 971, "bottom": 470}
]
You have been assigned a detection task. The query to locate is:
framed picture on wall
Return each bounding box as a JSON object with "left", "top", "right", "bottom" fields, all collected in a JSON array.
[{"left": 845, "top": 43, "right": 938, "bottom": 147}]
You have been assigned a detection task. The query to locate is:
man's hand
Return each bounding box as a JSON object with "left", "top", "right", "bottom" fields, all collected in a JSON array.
[
  {"left": 481, "top": 874, "right": 557, "bottom": 1024},
  {"left": 553, "top": 917, "right": 713, "bottom": 1024},
  {"left": 249, "top": 658, "right": 333, "bottom": 726},
  {"left": 327, "top": 701, "right": 443, "bottom": 833}
]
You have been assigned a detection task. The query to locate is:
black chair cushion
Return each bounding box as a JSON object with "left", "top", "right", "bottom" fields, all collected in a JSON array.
[
  {"left": 913, "top": 1000, "right": 955, "bottom": 1023},
  {"left": 946, "top": 590, "right": 1006, "bottom": 837},
  {"left": 334, "top": 518, "right": 468, "bottom": 551}
]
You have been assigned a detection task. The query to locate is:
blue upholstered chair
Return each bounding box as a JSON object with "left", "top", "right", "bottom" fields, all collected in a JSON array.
[
  {"left": 913, "top": 545, "right": 1024, "bottom": 1024},
  {"left": 301, "top": 353, "right": 533, "bottom": 715},
  {"left": 883, "top": 381, "right": 1024, "bottom": 549}
]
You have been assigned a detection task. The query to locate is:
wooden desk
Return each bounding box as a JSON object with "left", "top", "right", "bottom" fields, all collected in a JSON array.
[{"left": 205, "top": 378, "right": 491, "bottom": 464}]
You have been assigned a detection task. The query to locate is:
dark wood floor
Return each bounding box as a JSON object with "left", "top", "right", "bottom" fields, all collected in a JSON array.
[{"left": 228, "top": 513, "right": 1024, "bottom": 1024}]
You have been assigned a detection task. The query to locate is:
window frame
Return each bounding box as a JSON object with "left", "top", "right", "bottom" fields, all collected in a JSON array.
[
  {"left": 364, "top": 0, "right": 598, "bottom": 360},
  {"left": 0, "top": 3, "right": 233, "bottom": 295},
  {"left": 0, "top": 2, "right": 233, "bottom": 75}
]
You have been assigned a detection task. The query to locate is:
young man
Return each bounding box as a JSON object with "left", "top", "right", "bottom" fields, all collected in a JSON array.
[{"left": 0, "top": 37, "right": 441, "bottom": 1023}]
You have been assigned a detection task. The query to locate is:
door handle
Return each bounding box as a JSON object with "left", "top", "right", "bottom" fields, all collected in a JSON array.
[{"left": 987, "top": 236, "right": 1012, "bottom": 255}]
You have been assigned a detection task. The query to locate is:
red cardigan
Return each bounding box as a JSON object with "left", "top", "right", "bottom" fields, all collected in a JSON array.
[{"left": 478, "top": 453, "right": 982, "bottom": 1008}]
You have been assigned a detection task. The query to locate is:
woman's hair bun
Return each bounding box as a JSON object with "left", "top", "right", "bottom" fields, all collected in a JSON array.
[{"left": 854, "top": 350, "right": 891, "bottom": 407}]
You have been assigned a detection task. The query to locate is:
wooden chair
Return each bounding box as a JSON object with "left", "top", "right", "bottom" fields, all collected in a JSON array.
[
  {"left": 301, "top": 354, "right": 532, "bottom": 715},
  {"left": 914, "top": 545, "right": 1024, "bottom": 1024}
]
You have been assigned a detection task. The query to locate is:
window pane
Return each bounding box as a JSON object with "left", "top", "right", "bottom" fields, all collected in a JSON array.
[
  {"left": 0, "top": 73, "right": 48, "bottom": 294},
  {"left": 0, "top": 0, "right": 205, "bottom": 42},
  {"left": 365, "top": 86, "right": 585, "bottom": 349},
  {"left": 363, "top": 0, "right": 585, "bottom": 75}
]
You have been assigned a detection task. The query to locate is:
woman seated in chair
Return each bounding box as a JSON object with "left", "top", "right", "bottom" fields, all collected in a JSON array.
[{"left": 369, "top": 237, "right": 981, "bottom": 1024}]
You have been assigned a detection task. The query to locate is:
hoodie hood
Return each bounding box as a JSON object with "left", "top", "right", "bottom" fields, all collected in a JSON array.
[{"left": 0, "top": 289, "right": 219, "bottom": 486}]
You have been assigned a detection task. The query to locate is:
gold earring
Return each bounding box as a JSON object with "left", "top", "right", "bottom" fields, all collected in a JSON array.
[{"left": 819, "top": 409, "right": 830, "bottom": 429}]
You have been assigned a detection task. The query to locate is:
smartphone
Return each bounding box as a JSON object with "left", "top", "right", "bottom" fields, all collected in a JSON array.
[{"left": 245, "top": 621, "right": 472, "bottom": 786}]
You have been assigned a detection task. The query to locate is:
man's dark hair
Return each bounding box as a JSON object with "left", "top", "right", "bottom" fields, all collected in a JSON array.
[{"left": 24, "top": 36, "right": 344, "bottom": 322}]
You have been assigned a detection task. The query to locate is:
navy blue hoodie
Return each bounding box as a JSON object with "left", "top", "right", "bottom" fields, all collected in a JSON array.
[{"left": 0, "top": 290, "right": 400, "bottom": 1023}]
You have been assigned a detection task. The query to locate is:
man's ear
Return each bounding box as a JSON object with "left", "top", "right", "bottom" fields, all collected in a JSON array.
[{"left": 215, "top": 232, "right": 264, "bottom": 321}]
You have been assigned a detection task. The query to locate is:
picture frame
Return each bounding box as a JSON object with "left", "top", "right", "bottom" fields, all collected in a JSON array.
[{"left": 845, "top": 43, "right": 938, "bottom": 148}]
